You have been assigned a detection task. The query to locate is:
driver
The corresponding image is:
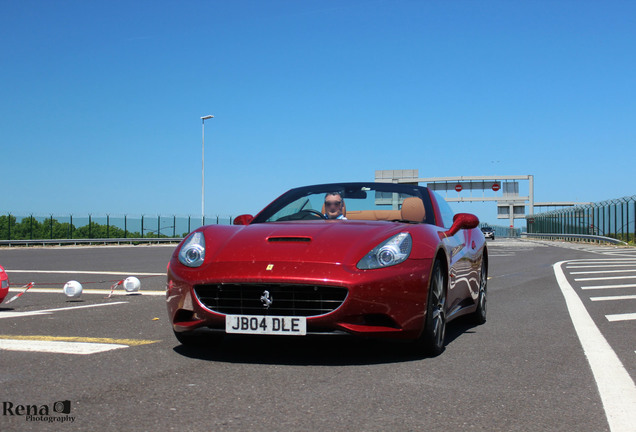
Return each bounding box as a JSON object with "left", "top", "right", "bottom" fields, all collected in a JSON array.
[{"left": 324, "top": 192, "right": 347, "bottom": 219}]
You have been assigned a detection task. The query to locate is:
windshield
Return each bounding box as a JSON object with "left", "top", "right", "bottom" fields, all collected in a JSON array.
[{"left": 252, "top": 183, "right": 435, "bottom": 224}]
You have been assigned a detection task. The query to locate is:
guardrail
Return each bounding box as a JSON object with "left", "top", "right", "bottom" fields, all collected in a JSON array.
[
  {"left": 522, "top": 232, "right": 628, "bottom": 246},
  {"left": 0, "top": 237, "right": 183, "bottom": 247}
]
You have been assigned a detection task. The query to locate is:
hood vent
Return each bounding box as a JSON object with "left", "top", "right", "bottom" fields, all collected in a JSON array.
[{"left": 267, "top": 236, "right": 311, "bottom": 243}]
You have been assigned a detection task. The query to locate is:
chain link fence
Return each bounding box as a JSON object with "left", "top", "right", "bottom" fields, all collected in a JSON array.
[
  {"left": 0, "top": 214, "right": 234, "bottom": 241},
  {"left": 527, "top": 195, "right": 636, "bottom": 244}
]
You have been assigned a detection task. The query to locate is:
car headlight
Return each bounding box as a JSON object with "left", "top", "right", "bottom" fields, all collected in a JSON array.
[
  {"left": 178, "top": 232, "right": 206, "bottom": 267},
  {"left": 357, "top": 232, "right": 412, "bottom": 269}
]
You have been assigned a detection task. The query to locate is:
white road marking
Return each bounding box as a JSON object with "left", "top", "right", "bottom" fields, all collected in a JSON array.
[
  {"left": 567, "top": 260, "right": 636, "bottom": 265},
  {"left": 0, "top": 339, "right": 128, "bottom": 355},
  {"left": 6, "top": 287, "right": 165, "bottom": 296},
  {"left": 554, "top": 261, "right": 636, "bottom": 432},
  {"left": 6, "top": 270, "right": 164, "bottom": 276},
  {"left": 0, "top": 301, "right": 128, "bottom": 319},
  {"left": 590, "top": 295, "right": 636, "bottom": 301},
  {"left": 575, "top": 275, "right": 636, "bottom": 282},
  {"left": 0, "top": 311, "right": 50, "bottom": 319},
  {"left": 570, "top": 269, "right": 636, "bottom": 275},
  {"left": 606, "top": 313, "right": 636, "bottom": 322},
  {"left": 582, "top": 284, "right": 636, "bottom": 290},
  {"left": 0, "top": 335, "right": 158, "bottom": 355}
]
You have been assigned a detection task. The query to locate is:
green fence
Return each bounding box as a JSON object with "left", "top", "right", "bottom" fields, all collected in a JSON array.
[
  {"left": 0, "top": 214, "right": 234, "bottom": 241},
  {"left": 527, "top": 195, "right": 636, "bottom": 244}
]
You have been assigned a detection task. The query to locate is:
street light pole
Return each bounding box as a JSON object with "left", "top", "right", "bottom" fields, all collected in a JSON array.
[{"left": 201, "top": 115, "right": 214, "bottom": 226}]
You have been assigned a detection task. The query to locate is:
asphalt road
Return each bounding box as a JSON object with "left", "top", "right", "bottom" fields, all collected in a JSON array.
[{"left": 1, "top": 240, "right": 635, "bottom": 432}]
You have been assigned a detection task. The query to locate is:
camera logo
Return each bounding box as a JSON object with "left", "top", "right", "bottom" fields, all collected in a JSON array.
[
  {"left": 54, "top": 400, "right": 71, "bottom": 414},
  {"left": 2, "top": 399, "right": 75, "bottom": 423}
]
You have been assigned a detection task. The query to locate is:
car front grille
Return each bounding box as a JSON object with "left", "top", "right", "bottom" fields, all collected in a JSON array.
[{"left": 193, "top": 284, "right": 348, "bottom": 317}]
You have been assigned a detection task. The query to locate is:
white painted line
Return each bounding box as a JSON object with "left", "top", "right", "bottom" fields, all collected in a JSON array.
[
  {"left": 567, "top": 260, "right": 636, "bottom": 264},
  {"left": 582, "top": 284, "right": 636, "bottom": 290},
  {"left": 570, "top": 269, "right": 636, "bottom": 275},
  {"left": 6, "top": 270, "right": 164, "bottom": 276},
  {"left": 6, "top": 287, "right": 165, "bottom": 296},
  {"left": 575, "top": 275, "right": 636, "bottom": 282},
  {"left": 0, "top": 301, "right": 128, "bottom": 319},
  {"left": 606, "top": 313, "right": 636, "bottom": 322},
  {"left": 590, "top": 295, "right": 636, "bottom": 301},
  {"left": 554, "top": 261, "right": 636, "bottom": 432},
  {"left": 0, "top": 311, "right": 51, "bottom": 319},
  {"left": 567, "top": 264, "right": 636, "bottom": 269},
  {"left": 0, "top": 339, "right": 128, "bottom": 355}
]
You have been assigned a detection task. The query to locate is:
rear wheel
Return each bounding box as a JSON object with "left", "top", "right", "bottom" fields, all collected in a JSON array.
[
  {"left": 473, "top": 258, "right": 487, "bottom": 325},
  {"left": 421, "top": 259, "right": 447, "bottom": 356}
]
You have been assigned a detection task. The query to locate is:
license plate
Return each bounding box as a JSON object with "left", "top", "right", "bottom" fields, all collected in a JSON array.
[{"left": 225, "top": 314, "right": 307, "bottom": 336}]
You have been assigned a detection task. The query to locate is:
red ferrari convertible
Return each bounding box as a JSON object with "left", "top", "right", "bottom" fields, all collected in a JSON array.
[{"left": 167, "top": 182, "right": 487, "bottom": 355}]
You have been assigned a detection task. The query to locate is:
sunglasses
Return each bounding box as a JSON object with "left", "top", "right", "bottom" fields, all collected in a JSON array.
[{"left": 324, "top": 201, "right": 342, "bottom": 207}]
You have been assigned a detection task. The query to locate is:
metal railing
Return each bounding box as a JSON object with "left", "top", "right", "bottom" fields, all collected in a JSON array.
[
  {"left": 526, "top": 195, "right": 635, "bottom": 244},
  {"left": 522, "top": 232, "right": 628, "bottom": 246},
  {"left": 0, "top": 237, "right": 183, "bottom": 247},
  {"left": 0, "top": 214, "right": 234, "bottom": 244}
]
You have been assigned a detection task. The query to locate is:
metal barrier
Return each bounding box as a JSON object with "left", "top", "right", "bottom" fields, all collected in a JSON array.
[
  {"left": 527, "top": 195, "right": 635, "bottom": 244},
  {"left": 0, "top": 237, "right": 183, "bottom": 247},
  {"left": 522, "top": 232, "right": 628, "bottom": 246}
]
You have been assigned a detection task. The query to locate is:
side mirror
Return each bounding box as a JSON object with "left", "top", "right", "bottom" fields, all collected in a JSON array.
[
  {"left": 233, "top": 214, "right": 254, "bottom": 226},
  {"left": 444, "top": 213, "right": 479, "bottom": 237}
]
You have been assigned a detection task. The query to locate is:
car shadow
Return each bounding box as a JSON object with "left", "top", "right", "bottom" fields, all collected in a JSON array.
[
  {"left": 173, "top": 335, "right": 422, "bottom": 366},
  {"left": 173, "top": 317, "right": 484, "bottom": 366}
]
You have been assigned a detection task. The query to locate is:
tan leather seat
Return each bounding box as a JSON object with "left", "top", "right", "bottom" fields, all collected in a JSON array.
[{"left": 346, "top": 210, "right": 400, "bottom": 220}]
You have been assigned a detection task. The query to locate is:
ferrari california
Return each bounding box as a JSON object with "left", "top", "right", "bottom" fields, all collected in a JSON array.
[{"left": 167, "top": 182, "right": 487, "bottom": 355}]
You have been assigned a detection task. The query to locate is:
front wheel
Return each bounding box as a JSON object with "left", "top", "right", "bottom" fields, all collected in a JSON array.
[{"left": 419, "top": 259, "right": 447, "bottom": 356}]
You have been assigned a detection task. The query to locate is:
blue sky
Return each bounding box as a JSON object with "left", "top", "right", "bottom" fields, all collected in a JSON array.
[{"left": 2, "top": 0, "right": 634, "bottom": 226}]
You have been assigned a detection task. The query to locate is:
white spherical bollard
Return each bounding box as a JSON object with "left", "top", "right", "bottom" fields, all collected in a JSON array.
[
  {"left": 123, "top": 276, "right": 141, "bottom": 293},
  {"left": 63, "top": 280, "right": 83, "bottom": 298}
]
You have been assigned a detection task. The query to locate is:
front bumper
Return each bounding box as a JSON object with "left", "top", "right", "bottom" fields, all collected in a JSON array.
[{"left": 167, "top": 258, "right": 432, "bottom": 340}]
